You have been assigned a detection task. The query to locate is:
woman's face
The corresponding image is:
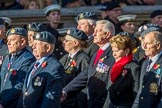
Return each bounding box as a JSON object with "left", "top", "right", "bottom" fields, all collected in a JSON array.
[
  {"left": 28, "top": 1, "right": 39, "bottom": 9},
  {"left": 112, "top": 46, "right": 128, "bottom": 62}
]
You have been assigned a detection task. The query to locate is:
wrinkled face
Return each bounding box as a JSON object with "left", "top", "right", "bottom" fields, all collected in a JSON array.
[
  {"left": 152, "top": 15, "right": 162, "bottom": 27},
  {"left": 7, "top": 35, "right": 23, "bottom": 54},
  {"left": 63, "top": 35, "right": 76, "bottom": 52},
  {"left": 47, "top": 11, "right": 61, "bottom": 23},
  {"left": 32, "top": 40, "right": 48, "bottom": 60},
  {"left": 28, "top": 31, "right": 36, "bottom": 47},
  {"left": 143, "top": 32, "right": 159, "bottom": 58},
  {"left": 121, "top": 22, "right": 136, "bottom": 33},
  {"left": 112, "top": 46, "right": 127, "bottom": 62},
  {"left": 77, "top": 19, "right": 93, "bottom": 35},
  {"left": 28, "top": 1, "right": 39, "bottom": 9},
  {"left": 93, "top": 23, "right": 108, "bottom": 45}
]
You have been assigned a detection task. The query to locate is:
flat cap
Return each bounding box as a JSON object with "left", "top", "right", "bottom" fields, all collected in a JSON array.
[
  {"left": 75, "top": 12, "right": 97, "bottom": 22},
  {"left": 2, "top": 17, "right": 12, "bottom": 27},
  {"left": 66, "top": 28, "right": 88, "bottom": 41},
  {"left": 99, "top": 1, "right": 120, "bottom": 11},
  {"left": 27, "top": 22, "right": 46, "bottom": 32},
  {"left": 6, "top": 27, "right": 27, "bottom": 37},
  {"left": 44, "top": 4, "right": 61, "bottom": 16},
  {"left": 117, "top": 14, "right": 136, "bottom": 23},
  {"left": 34, "top": 31, "right": 56, "bottom": 45},
  {"left": 0, "top": 18, "right": 5, "bottom": 25},
  {"left": 150, "top": 10, "right": 162, "bottom": 18}
]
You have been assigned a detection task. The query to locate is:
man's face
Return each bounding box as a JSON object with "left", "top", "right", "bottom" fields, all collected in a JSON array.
[
  {"left": 77, "top": 19, "right": 94, "bottom": 36},
  {"left": 121, "top": 22, "right": 136, "bottom": 33},
  {"left": 93, "top": 23, "right": 108, "bottom": 45},
  {"left": 143, "top": 32, "right": 159, "bottom": 58},
  {"left": 47, "top": 11, "right": 61, "bottom": 23},
  {"left": 7, "top": 35, "right": 23, "bottom": 54},
  {"left": 28, "top": 31, "right": 35, "bottom": 47},
  {"left": 152, "top": 15, "right": 162, "bottom": 27},
  {"left": 32, "top": 40, "right": 48, "bottom": 60}
]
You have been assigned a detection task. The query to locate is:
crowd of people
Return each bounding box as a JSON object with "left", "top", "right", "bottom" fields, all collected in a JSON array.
[{"left": 0, "top": 0, "right": 162, "bottom": 108}]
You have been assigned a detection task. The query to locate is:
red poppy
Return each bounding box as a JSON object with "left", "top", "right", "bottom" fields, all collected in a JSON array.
[
  {"left": 153, "top": 64, "right": 160, "bottom": 70},
  {"left": 11, "top": 70, "right": 17, "bottom": 75},
  {"left": 71, "top": 60, "right": 76, "bottom": 67},
  {"left": 42, "top": 61, "right": 47, "bottom": 68}
]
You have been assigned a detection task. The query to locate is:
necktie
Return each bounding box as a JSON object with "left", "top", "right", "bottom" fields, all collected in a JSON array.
[
  {"left": 94, "top": 49, "right": 104, "bottom": 65},
  {"left": 27, "top": 62, "right": 40, "bottom": 87},
  {"left": 146, "top": 59, "right": 152, "bottom": 72}
]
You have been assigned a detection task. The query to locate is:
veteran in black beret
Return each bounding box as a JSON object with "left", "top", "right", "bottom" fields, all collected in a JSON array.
[
  {"left": 75, "top": 12, "right": 99, "bottom": 59},
  {"left": 0, "top": 18, "right": 8, "bottom": 67},
  {"left": 60, "top": 28, "right": 89, "bottom": 108},
  {"left": 27, "top": 22, "right": 47, "bottom": 49},
  {"left": 0, "top": 27, "right": 35, "bottom": 108},
  {"left": 17, "top": 31, "right": 64, "bottom": 108},
  {"left": 150, "top": 10, "right": 162, "bottom": 28}
]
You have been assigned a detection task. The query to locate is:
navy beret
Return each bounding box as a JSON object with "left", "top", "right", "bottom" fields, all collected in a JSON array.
[
  {"left": 6, "top": 27, "right": 27, "bottom": 37},
  {"left": 34, "top": 31, "right": 56, "bottom": 45},
  {"left": 99, "top": 1, "right": 120, "bottom": 11},
  {"left": 150, "top": 10, "right": 162, "bottom": 18},
  {"left": 27, "top": 22, "right": 46, "bottom": 32},
  {"left": 75, "top": 12, "right": 97, "bottom": 22},
  {"left": 67, "top": 28, "right": 88, "bottom": 41},
  {"left": 0, "top": 18, "right": 5, "bottom": 25}
]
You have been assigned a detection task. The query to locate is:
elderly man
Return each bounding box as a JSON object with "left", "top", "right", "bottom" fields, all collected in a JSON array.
[
  {"left": 76, "top": 12, "right": 99, "bottom": 58},
  {"left": 61, "top": 20, "right": 115, "bottom": 108},
  {"left": 17, "top": 31, "right": 64, "bottom": 108},
  {"left": 132, "top": 29, "right": 162, "bottom": 108},
  {"left": 0, "top": 27, "right": 35, "bottom": 108}
]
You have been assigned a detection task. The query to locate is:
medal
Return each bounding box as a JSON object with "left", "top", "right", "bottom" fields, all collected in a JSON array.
[
  {"left": 25, "top": 92, "right": 28, "bottom": 96},
  {"left": 38, "top": 82, "right": 41, "bottom": 86}
]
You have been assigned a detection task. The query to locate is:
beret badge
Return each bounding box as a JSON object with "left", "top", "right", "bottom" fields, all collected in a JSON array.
[
  {"left": 10, "top": 28, "right": 15, "bottom": 33},
  {"left": 67, "top": 29, "right": 71, "bottom": 34},
  {"left": 35, "top": 34, "right": 40, "bottom": 39},
  {"left": 79, "top": 13, "right": 84, "bottom": 19},
  {"left": 28, "top": 24, "right": 31, "bottom": 29}
]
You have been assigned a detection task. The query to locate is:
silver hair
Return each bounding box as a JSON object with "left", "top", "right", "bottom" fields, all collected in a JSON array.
[{"left": 96, "top": 20, "right": 115, "bottom": 36}]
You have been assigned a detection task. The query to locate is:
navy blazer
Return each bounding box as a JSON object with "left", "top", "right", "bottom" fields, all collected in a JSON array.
[
  {"left": 64, "top": 46, "right": 115, "bottom": 108},
  {"left": 17, "top": 54, "right": 64, "bottom": 108},
  {"left": 0, "top": 48, "right": 35, "bottom": 108}
]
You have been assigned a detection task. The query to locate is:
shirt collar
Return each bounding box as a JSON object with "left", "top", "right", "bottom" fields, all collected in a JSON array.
[
  {"left": 100, "top": 42, "right": 110, "bottom": 50},
  {"left": 69, "top": 49, "right": 80, "bottom": 58}
]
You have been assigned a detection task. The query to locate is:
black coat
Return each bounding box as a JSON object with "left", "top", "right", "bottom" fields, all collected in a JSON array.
[{"left": 63, "top": 46, "right": 115, "bottom": 108}]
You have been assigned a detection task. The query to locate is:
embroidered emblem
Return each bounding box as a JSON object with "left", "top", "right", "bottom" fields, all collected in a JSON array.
[{"left": 149, "top": 82, "right": 158, "bottom": 94}]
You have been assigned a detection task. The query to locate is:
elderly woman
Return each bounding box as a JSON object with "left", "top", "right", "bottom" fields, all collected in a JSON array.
[
  {"left": 108, "top": 35, "right": 140, "bottom": 108},
  {"left": 60, "top": 28, "right": 89, "bottom": 108}
]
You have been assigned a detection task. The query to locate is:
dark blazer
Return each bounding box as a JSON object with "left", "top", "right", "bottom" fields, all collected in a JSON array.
[
  {"left": 0, "top": 48, "right": 35, "bottom": 108},
  {"left": 63, "top": 45, "right": 115, "bottom": 108},
  {"left": 133, "top": 54, "right": 162, "bottom": 108},
  {"left": 17, "top": 54, "right": 64, "bottom": 108},
  {"left": 109, "top": 61, "right": 140, "bottom": 107},
  {"left": 60, "top": 50, "right": 89, "bottom": 108},
  {"left": 84, "top": 36, "right": 99, "bottom": 59}
]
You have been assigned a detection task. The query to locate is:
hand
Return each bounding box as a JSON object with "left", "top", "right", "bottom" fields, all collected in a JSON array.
[{"left": 60, "top": 91, "right": 67, "bottom": 102}]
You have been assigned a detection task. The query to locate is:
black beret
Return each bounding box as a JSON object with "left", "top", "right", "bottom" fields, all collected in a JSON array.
[
  {"left": 27, "top": 22, "right": 46, "bottom": 32},
  {"left": 34, "top": 31, "right": 56, "bottom": 45},
  {"left": 75, "top": 12, "right": 97, "bottom": 22},
  {"left": 6, "top": 27, "right": 27, "bottom": 37},
  {"left": 150, "top": 10, "right": 162, "bottom": 18},
  {"left": 66, "top": 28, "right": 88, "bottom": 41},
  {"left": 0, "top": 18, "right": 5, "bottom": 25},
  {"left": 99, "top": 1, "right": 120, "bottom": 11}
]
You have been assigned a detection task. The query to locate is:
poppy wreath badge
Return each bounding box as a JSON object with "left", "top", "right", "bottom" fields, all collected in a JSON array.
[
  {"left": 153, "top": 64, "right": 161, "bottom": 78},
  {"left": 65, "top": 60, "right": 77, "bottom": 74},
  {"left": 10, "top": 69, "right": 17, "bottom": 75}
]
